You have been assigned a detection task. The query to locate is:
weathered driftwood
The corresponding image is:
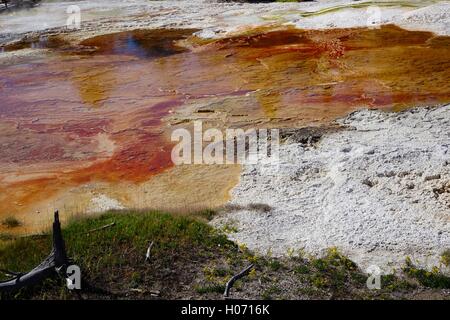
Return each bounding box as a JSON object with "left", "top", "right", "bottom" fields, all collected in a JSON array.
[
  {"left": 85, "top": 222, "right": 115, "bottom": 234},
  {"left": 0, "top": 211, "right": 69, "bottom": 293},
  {"left": 145, "top": 241, "right": 154, "bottom": 263},
  {"left": 223, "top": 264, "right": 254, "bottom": 298}
]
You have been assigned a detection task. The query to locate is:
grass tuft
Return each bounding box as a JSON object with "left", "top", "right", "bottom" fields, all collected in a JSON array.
[
  {"left": 441, "top": 250, "right": 450, "bottom": 267},
  {"left": 403, "top": 257, "right": 450, "bottom": 289},
  {"left": 1, "top": 217, "right": 21, "bottom": 228}
]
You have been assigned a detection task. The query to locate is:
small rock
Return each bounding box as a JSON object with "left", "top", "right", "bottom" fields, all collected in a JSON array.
[
  {"left": 424, "top": 174, "right": 441, "bottom": 181},
  {"left": 406, "top": 183, "right": 415, "bottom": 190},
  {"left": 362, "top": 178, "right": 376, "bottom": 188},
  {"left": 397, "top": 171, "right": 410, "bottom": 177},
  {"left": 341, "top": 146, "right": 352, "bottom": 153}
]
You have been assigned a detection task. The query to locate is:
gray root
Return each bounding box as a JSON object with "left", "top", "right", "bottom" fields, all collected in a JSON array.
[
  {"left": 0, "top": 211, "right": 70, "bottom": 293},
  {"left": 145, "top": 241, "right": 154, "bottom": 263},
  {"left": 224, "top": 264, "right": 254, "bottom": 298}
]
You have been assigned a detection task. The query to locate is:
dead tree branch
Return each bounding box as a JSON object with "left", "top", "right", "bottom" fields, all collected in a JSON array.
[
  {"left": 85, "top": 222, "right": 115, "bottom": 234},
  {"left": 224, "top": 264, "right": 254, "bottom": 298},
  {"left": 0, "top": 211, "right": 70, "bottom": 293},
  {"left": 145, "top": 241, "right": 154, "bottom": 263}
]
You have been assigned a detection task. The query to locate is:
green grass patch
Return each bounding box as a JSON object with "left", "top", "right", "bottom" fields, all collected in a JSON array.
[
  {"left": 195, "top": 209, "right": 217, "bottom": 221},
  {"left": 403, "top": 257, "right": 450, "bottom": 289},
  {"left": 267, "top": 259, "right": 282, "bottom": 271},
  {"left": 1, "top": 210, "right": 449, "bottom": 299},
  {"left": 294, "top": 264, "right": 310, "bottom": 275},
  {"left": 195, "top": 284, "right": 224, "bottom": 295},
  {"left": 0, "top": 233, "right": 14, "bottom": 241},
  {"left": 381, "top": 274, "right": 416, "bottom": 291},
  {"left": 441, "top": 250, "right": 450, "bottom": 267},
  {"left": 309, "top": 248, "right": 360, "bottom": 290},
  {"left": 261, "top": 285, "right": 282, "bottom": 300},
  {"left": 0, "top": 210, "right": 234, "bottom": 297},
  {"left": 1, "top": 217, "right": 21, "bottom": 228}
]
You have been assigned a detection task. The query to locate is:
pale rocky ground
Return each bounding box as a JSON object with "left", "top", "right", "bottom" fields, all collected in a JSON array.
[
  {"left": 0, "top": 0, "right": 449, "bottom": 44},
  {"left": 213, "top": 105, "right": 450, "bottom": 272},
  {"left": 1, "top": 0, "right": 449, "bottom": 270}
]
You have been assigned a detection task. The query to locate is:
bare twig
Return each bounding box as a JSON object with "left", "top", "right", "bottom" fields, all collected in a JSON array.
[
  {"left": 145, "top": 241, "right": 154, "bottom": 263},
  {"left": 149, "top": 290, "right": 160, "bottom": 297},
  {"left": 224, "top": 264, "right": 254, "bottom": 298},
  {"left": 85, "top": 222, "right": 115, "bottom": 234}
]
